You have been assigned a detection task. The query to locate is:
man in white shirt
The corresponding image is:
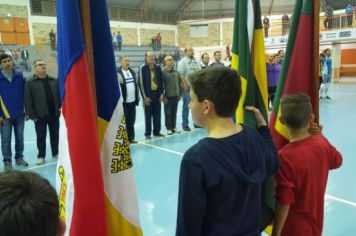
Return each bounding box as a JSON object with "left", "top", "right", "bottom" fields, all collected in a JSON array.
[{"left": 117, "top": 56, "right": 140, "bottom": 144}]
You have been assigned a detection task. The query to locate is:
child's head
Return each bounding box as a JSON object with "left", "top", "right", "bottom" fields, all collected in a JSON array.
[
  {"left": 189, "top": 67, "right": 241, "bottom": 126},
  {"left": 0, "top": 171, "right": 65, "bottom": 236},
  {"left": 280, "top": 93, "right": 312, "bottom": 129}
]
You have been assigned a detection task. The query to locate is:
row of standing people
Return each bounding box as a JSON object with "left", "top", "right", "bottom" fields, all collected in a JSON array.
[
  {"left": 0, "top": 46, "right": 30, "bottom": 71},
  {"left": 267, "top": 50, "right": 284, "bottom": 109},
  {"left": 0, "top": 62, "right": 343, "bottom": 236},
  {"left": 0, "top": 54, "right": 60, "bottom": 171},
  {"left": 118, "top": 47, "right": 232, "bottom": 143}
]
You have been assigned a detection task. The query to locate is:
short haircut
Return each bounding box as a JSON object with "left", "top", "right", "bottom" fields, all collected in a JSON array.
[
  {"left": 164, "top": 54, "right": 173, "bottom": 61},
  {"left": 213, "top": 51, "right": 221, "bottom": 56},
  {"left": 189, "top": 67, "right": 241, "bottom": 117},
  {"left": 280, "top": 93, "right": 312, "bottom": 129},
  {"left": 278, "top": 49, "right": 284, "bottom": 55},
  {"left": 0, "top": 171, "right": 59, "bottom": 236},
  {"left": 0, "top": 54, "right": 12, "bottom": 63},
  {"left": 33, "top": 59, "right": 44, "bottom": 66},
  {"left": 119, "top": 55, "right": 128, "bottom": 62},
  {"left": 201, "top": 52, "right": 209, "bottom": 60}
]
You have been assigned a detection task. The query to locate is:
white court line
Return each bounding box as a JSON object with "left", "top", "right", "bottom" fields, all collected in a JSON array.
[
  {"left": 329, "top": 92, "right": 356, "bottom": 95},
  {"left": 134, "top": 122, "right": 145, "bottom": 127},
  {"left": 137, "top": 142, "right": 356, "bottom": 209},
  {"left": 11, "top": 140, "right": 49, "bottom": 145},
  {"left": 138, "top": 128, "right": 201, "bottom": 144},
  {"left": 26, "top": 161, "right": 57, "bottom": 170},
  {"left": 137, "top": 142, "right": 184, "bottom": 156},
  {"left": 325, "top": 195, "right": 356, "bottom": 208}
]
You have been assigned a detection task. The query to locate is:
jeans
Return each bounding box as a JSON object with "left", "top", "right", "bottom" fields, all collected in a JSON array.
[
  {"left": 1, "top": 115, "right": 25, "bottom": 162},
  {"left": 182, "top": 93, "right": 190, "bottom": 128},
  {"left": 34, "top": 115, "right": 59, "bottom": 158}
]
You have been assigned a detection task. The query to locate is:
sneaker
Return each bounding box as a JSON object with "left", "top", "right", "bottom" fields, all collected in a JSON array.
[
  {"left": 36, "top": 158, "right": 45, "bottom": 165},
  {"left": 129, "top": 140, "right": 138, "bottom": 144},
  {"left": 325, "top": 96, "right": 332, "bottom": 100},
  {"left": 167, "top": 130, "right": 173, "bottom": 135},
  {"left": 154, "top": 133, "right": 165, "bottom": 137},
  {"left": 145, "top": 135, "right": 152, "bottom": 140},
  {"left": 52, "top": 155, "right": 58, "bottom": 158},
  {"left": 4, "top": 162, "right": 12, "bottom": 171},
  {"left": 15, "top": 158, "right": 29, "bottom": 167},
  {"left": 193, "top": 124, "right": 201, "bottom": 128},
  {"left": 319, "top": 97, "right": 324, "bottom": 101},
  {"left": 183, "top": 126, "right": 191, "bottom": 132},
  {"left": 173, "top": 128, "right": 181, "bottom": 133}
]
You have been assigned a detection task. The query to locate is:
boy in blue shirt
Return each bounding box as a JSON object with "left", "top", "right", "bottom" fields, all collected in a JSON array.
[{"left": 176, "top": 67, "right": 279, "bottom": 236}]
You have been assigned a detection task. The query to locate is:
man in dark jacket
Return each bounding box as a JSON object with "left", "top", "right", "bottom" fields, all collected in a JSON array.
[
  {"left": 138, "top": 51, "right": 165, "bottom": 139},
  {"left": 117, "top": 56, "right": 140, "bottom": 144},
  {"left": 0, "top": 54, "right": 28, "bottom": 171},
  {"left": 25, "top": 59, "right": 60, "bottom": 165}
]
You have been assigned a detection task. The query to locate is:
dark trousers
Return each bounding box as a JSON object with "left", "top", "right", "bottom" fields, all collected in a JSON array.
[
  {"left": 144, "top": 91, "right": 161, "bottom": 136},
  {"left": 35, "top": 115, "right": 59, "bottom": 158},
  {"left": 347, "top": 15, "right": 353, "bottom": 27},
  {"left": 123, "top": 102, "right": 136, "bottom": 142},
  {"left": 164, "top": 96, "right": 179, "bottom": 130},
  {"left": 118, "top": 42, "right": 122, "bottom": 51}
]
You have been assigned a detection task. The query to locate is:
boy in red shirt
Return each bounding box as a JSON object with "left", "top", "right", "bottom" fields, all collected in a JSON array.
[{"left": 272, "top": 93, "right": 342, "bottom": 236}]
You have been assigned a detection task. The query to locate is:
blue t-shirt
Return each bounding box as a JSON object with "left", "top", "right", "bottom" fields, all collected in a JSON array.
[{"left": 176, "top": 125, "right": 279, "bottom": 236}]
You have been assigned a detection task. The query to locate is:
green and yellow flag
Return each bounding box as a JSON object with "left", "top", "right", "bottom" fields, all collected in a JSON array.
[
  {"left": 231, "top": 0, "right": 268, "bottom": 126},
  {"left": 231, "top": 0, "right": 274, "bottom": 232}
]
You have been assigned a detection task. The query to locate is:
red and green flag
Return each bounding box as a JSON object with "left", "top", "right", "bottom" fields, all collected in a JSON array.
[
  {"left": 269, "top": 0, "right": 319, "bottom": 151},
  {"left": 231, "top": 0, "right": 273, "bottom": 231}
]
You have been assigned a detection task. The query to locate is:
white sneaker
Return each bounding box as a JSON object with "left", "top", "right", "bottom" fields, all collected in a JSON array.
[
  {"left": 36, "top": 158, "right": 45, "bottom": 165},
  {"left": 173, "top": 128, "right": 181, "bottom": 133},
  {"left": 167, "top": 130, "right": 173, "bottom": 135}
]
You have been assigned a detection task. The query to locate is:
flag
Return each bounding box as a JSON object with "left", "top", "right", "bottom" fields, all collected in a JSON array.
[
  {"left": 231, "top": 0, "right": 274, "bottom": 231},
  {"left": 56, "top": 0, "right": 142, "bottom": 235},
  {"left": 269, "top": 0, "right": 318, "bottom": 151},
  {"left": 231, "top": 0, "right": 269, "bottom": 126}
]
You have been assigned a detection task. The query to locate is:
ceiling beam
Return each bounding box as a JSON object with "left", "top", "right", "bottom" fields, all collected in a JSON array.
[
  {"left": 139, "top": 0, "right": 158, "bottom": 20},
  {"left": 175, "top": 0, "right": 200, "bottom": 21}
]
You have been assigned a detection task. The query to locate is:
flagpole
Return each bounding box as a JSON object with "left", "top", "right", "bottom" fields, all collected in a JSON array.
[
  {"left": 313, "top": 0, "right": 320, "bottom": 123},
  {"left": 78, "top": 0, "right": 98, "bottom": 115}
]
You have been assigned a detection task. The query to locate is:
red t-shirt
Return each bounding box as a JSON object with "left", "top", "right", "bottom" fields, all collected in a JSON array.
[{"left": 276, "top": 135, "right": 342, "bottom": 236}]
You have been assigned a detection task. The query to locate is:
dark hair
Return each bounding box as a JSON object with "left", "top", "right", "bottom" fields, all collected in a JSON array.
[
  {"left": 0, "top": 54, "right": 12, "bottom": 63},
  {"left": 33, "top": 59, "right": 44, "bottom": 66},
  {"left": 201, "top": 52, "right": 209, "bottom": 60},
  {"left": 324, "top": 48, "right": 330, "bottom": 54},
  {"left": 189, "top": 67, "right": 241, "bottom": 117},
  {"left": 0, "top": 171, "right": 59, "bottom": 236},
  {"left": 280, "top": 93, "right": 312, "bottom": 129},
  {"left": 213, "top": 51, "right": 221, "bottom": 56}
]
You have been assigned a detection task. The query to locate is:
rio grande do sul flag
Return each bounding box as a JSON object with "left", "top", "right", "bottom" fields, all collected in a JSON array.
[{"left": 269, "top": 0, "right": 319, "bottom": 151}]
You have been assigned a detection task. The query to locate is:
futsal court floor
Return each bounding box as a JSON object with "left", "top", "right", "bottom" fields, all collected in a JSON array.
[{"left": 1, "top": 83, "right": 355, "bottom": 236}]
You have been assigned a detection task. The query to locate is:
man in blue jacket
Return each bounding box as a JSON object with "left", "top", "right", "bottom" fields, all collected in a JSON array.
[
  {"left": 138, "top": 51, "right": 165, "bottom": 139},
  {"left": 0, "top": 54, "right": 28, "bottom": 171}
]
